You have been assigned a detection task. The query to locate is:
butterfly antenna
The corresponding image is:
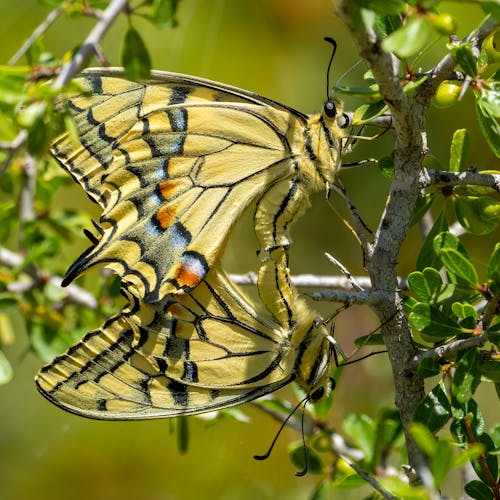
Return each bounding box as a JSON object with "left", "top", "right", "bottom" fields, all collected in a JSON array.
[
  {"left": 254, "top": 396, "right": 308, "bottom": 462},
  {"left": 324, "top": 37, "right": 337, "bottom": 100},
  {"left": 295, "top": 402, "right": 310, "bottom": 477}
]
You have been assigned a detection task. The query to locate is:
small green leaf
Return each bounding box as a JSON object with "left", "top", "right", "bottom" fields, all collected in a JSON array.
[
  {"left": 0, "top": 349, "right": 13, "bottom": 385},
  {"left": 447, "top": 42, "right": 478, "bottom": 77},
  {"left": 454, "top": 196, "right": 500, "bottom": 235},
  {"left": 479, "top": 358, "right": 500, "bottom": 383},
  {"left": 343, "top": 413, "right": 376, "bottom": 458},
  {"left": 439, "top": 248, "right": 478, "bottom": 285},
  {"left": 409, "top": 302, "right": 462, "bottom": 338},
  {"left": 464, "top": 480, "right": 495, "bottom": 500},
  {"left": 476, "top": 101, "right": 500, "bottom": 158},
  {"left": 431, "top": 439, "right": 454, "bottom": 487},
  {"left": 378, "top": 154, "right": 394, "bottom": 179},
  {"left": 477, "top": 81, "right": 500, "bottom": 118},
  {"left": 452, "top": 349, "right": 481, "bottom": 404},
  {"left": 487, "top": 243, "right": 500, "bottom": 294},
  {"left": 417, "top": 356, "right": 442, "bottom": 378},
  {"left": 122, "top": 27, "right": 152, "bottom": 80},
  {"left": 410, "top": 422, "right": 438, "bottom": 456},
  {"left": 352, "top": 101, "right": 388, "bottom": 124},
  {"left": 416, "top": 212, "right": 449, "bottom": 271},
  {"left": 449, "top": 129, "right": 470, "bottom": 172},
  {"left": 410, "top": 192, "right": 434, "bottom": 226},
  {"left": 311, "top": 478, "right": 329, "bottom": 500},
  {"left": 288, "top": 443, "right": 324, "bottom": 475},
  {"left": 451, "top": 302, "right": 477, "bottom": 320},
  {"left": 146, "top": 0, "right": 180, "bottom": 29},
  {"left": 382, "top": 17, "right": 433, "bottom": 59},
  {"left": 414, "top": 382, "right": 451, "bottom": 432},
  {"left": 408, "top": 268, "right": 443, "bottom": 302}
]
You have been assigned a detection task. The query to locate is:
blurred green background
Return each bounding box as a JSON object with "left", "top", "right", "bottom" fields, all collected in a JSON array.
[{"left": 1, "top": 1, "right": 498, "bottom": 499}]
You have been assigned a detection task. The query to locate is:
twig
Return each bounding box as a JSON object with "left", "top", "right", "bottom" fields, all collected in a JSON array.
[
  {"left": 325, "top": 252, "right": 365, "bottom": 291},
  {"left": 229, "top": 272, "right": 408, "bottom": 291},
  {"left": 420, "top": 169, "right": 500, "bottom": 192},
  {"left": 308, "top": 288, "right": 388, "bottom": 305},
  {"left": 0, "top": 0, "right": 128, "bottom": 167},
  {"left": 412, "top": 332, "right": 493, "bottom": 367},
  {"left": 8, "top": 7, "right": 62, "bottom": 65},
  {"left": 52, "top": 0, "right": 128, "bottom": 90},
  {"left": 415, "top": 17, "right": 499, "bottom": 106},
  {"left": 0, "top": 247, "right": 97, "bottom": 309}
]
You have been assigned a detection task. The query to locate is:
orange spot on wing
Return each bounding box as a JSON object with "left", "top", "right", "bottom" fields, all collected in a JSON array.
[
  {"left": 175, "top": 263, "right": 203, "bottom": 289},
  {"left": 155, "top": 206, "right": 176, "bottom": 229},
  {"left": 159, "top": 180, "right": 177, "bottom": 199}
]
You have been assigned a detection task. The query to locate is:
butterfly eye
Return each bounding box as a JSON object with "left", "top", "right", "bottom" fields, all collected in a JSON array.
[
  {"left": 338, "top": 113, "right": 350, "bottom": 129},
  {"left": 310, "top": 386, "right": 325, "bottom": 401},
  {"left": 323, "top": 100, "right": 337, "bottom": 118}
]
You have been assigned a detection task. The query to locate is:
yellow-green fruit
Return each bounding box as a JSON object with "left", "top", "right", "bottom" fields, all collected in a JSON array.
[
  {"left": 432, "top": 81, "right": 462, "bottom": 108},
  {"left": 430, "top": 13, "right": 457, "bottom": 36}
]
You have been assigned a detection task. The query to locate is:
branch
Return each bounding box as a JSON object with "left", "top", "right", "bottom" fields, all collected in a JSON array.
[
  {"left": 0, "top": 247, "right": 97, "bottom": 309},
  {"left": 420, "top": 169, "right": 500, "bottom": 192},
  {"left": 412, "top": 331, "right": 493, "bottom": 367},
  {"left": 7, "top": 7, "right": 62, "bottom": 65},
  {"left": 0, "top": 0, "right": 128, "bottom": 166},
  {"left": 52, "top": 0, "right": 128, "bottom": 90}
]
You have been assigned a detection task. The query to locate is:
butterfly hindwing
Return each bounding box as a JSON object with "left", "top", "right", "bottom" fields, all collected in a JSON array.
[{"left": 35, "top": 266, "right": 332, "bottom": 419}]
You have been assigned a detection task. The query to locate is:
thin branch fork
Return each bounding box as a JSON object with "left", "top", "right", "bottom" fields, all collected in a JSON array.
[
  {"left": 412, "top": 331, "right": 495, "bottom": 367},
  {"left": 420, "top": 169, "right": 500, "bottom": 192},
  {"left": 0, "top": 247, "right": 97, "bottom": 309}
]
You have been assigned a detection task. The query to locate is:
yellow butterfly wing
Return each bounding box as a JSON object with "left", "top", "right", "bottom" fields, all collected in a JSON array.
[
  {"left": 35, "top": 266, "right": 333, "bottom": 419},
  {"left": 52, "top": 69, "right": 348, "bottom": 324}
]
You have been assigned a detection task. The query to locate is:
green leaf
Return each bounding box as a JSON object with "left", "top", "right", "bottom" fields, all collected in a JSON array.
[
  {"left": 471, "top": 434, "right": 498, "bottom": 485},
  {"left": 416, "top": 212, "right": 448, "bottom": 271},
  {"left": 451, "top": 302, "right": 477, "bottom": 320},
  {"left": 479, "top": 358, "right": 500, "bottom": 383},
  {"left": 410, "top": 192, "right": 434, "bottom": 226},
  {"left": 343, "top": 413, "right": 376, "bottom": 458},
  {"left": 464, "top": 480, "right": 495, "bottom": 500},
  {"left": 417, "top": 356, "right": 442, "bottom": 378},
  {"left": 408, "top": 267, "right": 443, "bottom": 302},
  {"left": 454, "top": 195, "right": 500, "bottom": 235},
  {"left": 439, "top": 248, "right": 478, "bottom": 285},
  {"left": 288, "top": 443, "right": 324, "bottom": 475},
  {"left": 409, "top": 302, "right": 462, "bottom": 339},
  {"left": 476, "top": 101, "right": 500, "bottom": 158},
  {"left": 311, "top": 478, "right": 329, "bottom": 500},
  {"left": 414, "top": 382, "right": 451, "bottom": 432},
  {"left": 431, "top": 439, "right": 454, "bottom": 487},
  {"left": 146, "top": 0, "right": 180, "bottom": 29},
  {"left": 452, "top": 349, "right": 481, "bottom": 404},
  {"left": 378, "top": 154, "right": 394, "bottom": 179},
  {"left": 352, "top": 101, "right": 387, "bottom": 124},
  {"left": 477, "top": 81, "right": 500, "bottom": 118},
  {"left": 0, "top": 349, "right": 13, "bottom": 385},
  {"left": 487, "top": 242, "right": 500, "bottom": 294},
  {"left": 382, "top": 17, "right": 433, "bottom": 59},
  {"left": 447, "top": 42, "right": 478, "bottom": 77},
  {"left": 410, "top": 422, "right": 438, "bottom": 456},
  {"left": 449, "top": 129, "right": 470, "bottom": 172},
  {"left": 121, "top": 27, "right": 152, "bottom": 80}
]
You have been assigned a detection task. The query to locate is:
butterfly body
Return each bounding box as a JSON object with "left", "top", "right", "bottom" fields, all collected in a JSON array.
[
  {"left": 36, "top": 266, "right": 334, "bottom": 419},
  {"left": 53, "top": 69, "right": 348, "bottom": 310}
]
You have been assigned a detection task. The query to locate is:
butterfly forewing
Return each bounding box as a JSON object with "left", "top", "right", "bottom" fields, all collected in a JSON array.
[
  {"left": 35, "top": 266, "right": 330, "bottom": 419},
  {"left": 53, "top": 69, "right": 347, "bottom": 322}
]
